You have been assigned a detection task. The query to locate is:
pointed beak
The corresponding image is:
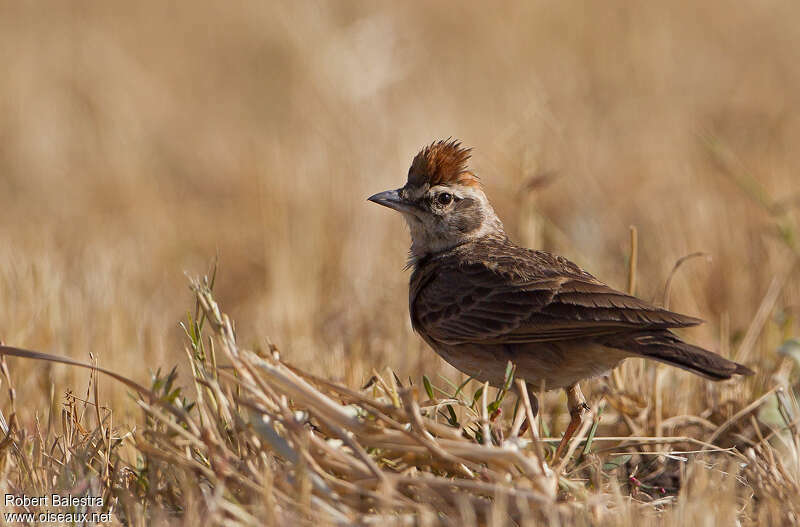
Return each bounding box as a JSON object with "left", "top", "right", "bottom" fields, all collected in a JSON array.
[{"left": 367, "top": 188, "right": 413, "bottom": 213}]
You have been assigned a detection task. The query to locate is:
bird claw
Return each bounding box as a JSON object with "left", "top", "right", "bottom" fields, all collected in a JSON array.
[{"left": 570, "top": 402, "right": 590, "bottom": 418}]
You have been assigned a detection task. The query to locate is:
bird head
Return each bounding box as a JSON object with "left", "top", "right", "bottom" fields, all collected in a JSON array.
[{"left": 368, "top": 139, "right": 505, "bottom": 261}]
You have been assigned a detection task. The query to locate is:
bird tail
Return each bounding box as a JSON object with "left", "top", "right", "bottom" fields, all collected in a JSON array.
[{"left": 603, "top": 330, "right": 754, "bottom": 380}]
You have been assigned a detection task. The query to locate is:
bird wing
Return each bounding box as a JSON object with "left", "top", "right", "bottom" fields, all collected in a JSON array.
[{"left": 411, "top": 254, "right": 702, "bottom": 346}]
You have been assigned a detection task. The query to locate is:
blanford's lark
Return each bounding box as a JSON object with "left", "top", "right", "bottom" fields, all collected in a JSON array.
[{"left": 369, "top": 139, "right": 753, "bottom": 458}]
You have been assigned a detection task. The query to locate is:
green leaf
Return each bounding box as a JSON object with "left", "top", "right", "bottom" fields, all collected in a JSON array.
[
  {"left": 422, "top": 375, "right": 435, "bottom": 400},
  {"left": 581, "top": 408, "right": 603, "bottom": 457},
  {"left": 472, "top": 387, "right": 484, "bottom": 407},
  {"left": 757, "top": 393, "right": 788, "bottom": 429},
  {"left": 437, "top": 375, "right": 460, "bottom": 393},
  {"left": 501, "top": 361, "right": 515, "bottom": 393},
  {"left": 454, "top": 375, "right": 475, "bottom": 399},
  {"left": 778, "top": 338, "right": 800, "bottom": 367},
  {"left": 470, "top": 425, "right": 483, "bottom": 444},
  {"left": 446, "top": 405, "right": 459, "bottom": 427}
]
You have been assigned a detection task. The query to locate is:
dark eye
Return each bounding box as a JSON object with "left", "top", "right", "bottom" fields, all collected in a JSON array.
[{"left": 437, "top": 192, "right": 453, "bottom": 205}]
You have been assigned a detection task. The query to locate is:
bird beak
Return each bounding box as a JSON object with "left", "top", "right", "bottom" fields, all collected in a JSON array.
[{"left": 367, "top": 189, "right": 414, "bottom": 214}]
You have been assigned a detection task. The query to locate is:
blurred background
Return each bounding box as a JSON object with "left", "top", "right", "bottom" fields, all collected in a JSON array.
[{"left": 0, "top": 1, "right": 797, "bottom": 418}]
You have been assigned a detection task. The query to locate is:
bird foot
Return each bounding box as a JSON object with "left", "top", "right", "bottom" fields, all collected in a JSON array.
[
  {"left": 553, "top": 385, "right": 589, "bottom": 462},
  {"left": 571, "top": 401, "right": 590, "bottom": 419}
]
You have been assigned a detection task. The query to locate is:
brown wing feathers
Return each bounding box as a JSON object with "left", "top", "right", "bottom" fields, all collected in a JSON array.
[
  {"left": 413, "top": 270, "right": 560, "bottom": 343},
  {"left": 544, "top": 279, "right": 703, "bottom": 328},
  {"left": 412, "top": 249, "right": 703, "bottom": 346},
  {"left": 601, "top": 330, "right": 754, "bottom": 380}
]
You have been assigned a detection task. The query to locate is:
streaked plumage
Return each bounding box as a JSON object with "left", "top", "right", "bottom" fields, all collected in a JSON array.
[
  {"left": 409, "top": 236, "right": 749, "bottom": 389},
  {"left": 369, "top": 139, "right": 753, "bottom": 458}
]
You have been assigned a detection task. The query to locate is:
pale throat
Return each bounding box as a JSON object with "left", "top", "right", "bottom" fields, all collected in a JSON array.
[{"left": 404, "top": 203, "right": 505, "bottom": 264}]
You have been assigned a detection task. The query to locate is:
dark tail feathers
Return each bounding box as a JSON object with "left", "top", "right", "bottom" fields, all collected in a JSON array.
[{"left": 603, "top": 330, "right": 754, "bottom": 380}]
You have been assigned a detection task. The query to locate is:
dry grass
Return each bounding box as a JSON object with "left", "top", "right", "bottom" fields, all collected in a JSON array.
[
  {"left": 0, "top": 277, "right": 799, "bottom": 525},
  {"left": 0, "top": 0, "right": 799, "bottom": 524}
]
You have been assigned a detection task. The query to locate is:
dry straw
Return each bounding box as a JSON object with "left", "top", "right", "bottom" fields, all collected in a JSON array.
[{"left": 0, "top": 273, "right": 798, "bottom": 525}]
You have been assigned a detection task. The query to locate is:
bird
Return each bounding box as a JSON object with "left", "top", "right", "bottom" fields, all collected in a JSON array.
[{"left": 368, "top": 139, "right": 754, "bottom": 459}]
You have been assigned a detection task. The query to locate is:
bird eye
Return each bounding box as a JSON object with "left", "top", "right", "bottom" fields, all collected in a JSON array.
[{"left": 437, "top": 192, "right": 453, "bottom": 205}]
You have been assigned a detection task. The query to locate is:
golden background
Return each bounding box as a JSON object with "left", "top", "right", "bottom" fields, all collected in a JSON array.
[{"left": 0, "top": 1, "right": 797, "bottom": 418}]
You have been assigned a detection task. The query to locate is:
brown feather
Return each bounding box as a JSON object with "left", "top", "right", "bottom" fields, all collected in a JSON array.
[
  {"left": 411, "top": 237, "right": 706, "bottom": 346},
  {"left": 408, "top": 236, "right": 752, "bottom": 388},
  {"left": 600, "top": 330, "right": 755, "bottom": 380},
  {"left": 407, "top": 139, "right": 480, "bottom": 188},
  {"left": 382, "top": 140, "right": 754, "bottom": 389}
]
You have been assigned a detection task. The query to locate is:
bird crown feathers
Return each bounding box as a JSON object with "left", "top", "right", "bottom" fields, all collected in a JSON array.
[{"left": 407, "top": 139, "right": 480, "bottom": 188}]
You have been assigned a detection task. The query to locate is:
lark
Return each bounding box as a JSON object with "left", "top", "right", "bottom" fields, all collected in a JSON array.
[{"left": 369, "top": 139, "right": 753, "bottom": 459}]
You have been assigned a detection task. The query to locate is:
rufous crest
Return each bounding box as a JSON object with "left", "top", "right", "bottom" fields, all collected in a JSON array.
[{"left": 406, "top": 139, "right": 480, "bottom": 188}]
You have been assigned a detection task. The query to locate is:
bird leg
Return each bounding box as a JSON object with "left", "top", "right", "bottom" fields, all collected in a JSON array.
[{"left": 554, "top": 383, "right": 590, "bottom": 461}]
